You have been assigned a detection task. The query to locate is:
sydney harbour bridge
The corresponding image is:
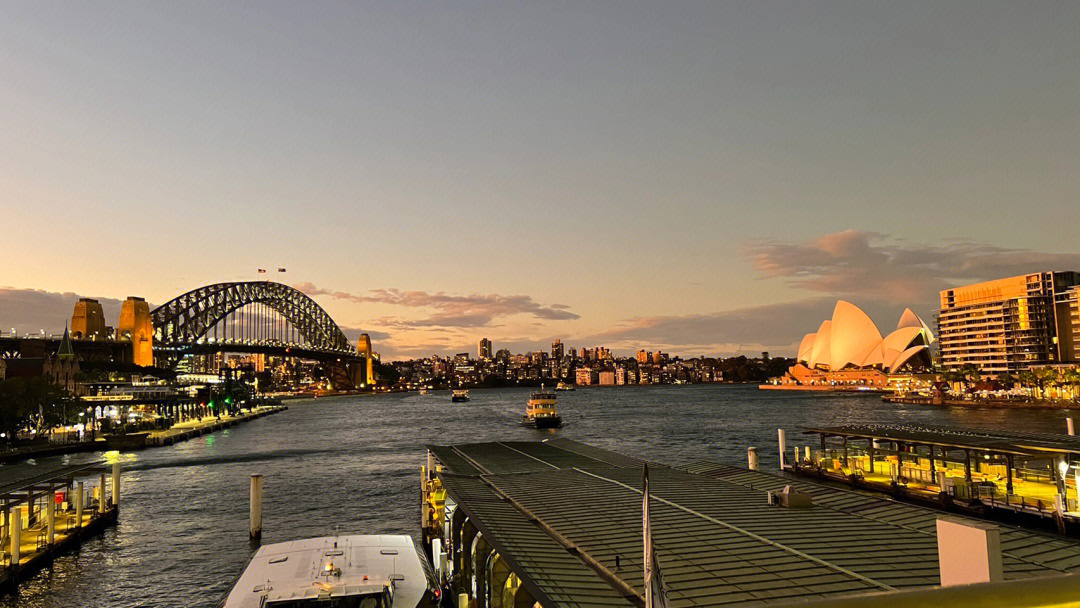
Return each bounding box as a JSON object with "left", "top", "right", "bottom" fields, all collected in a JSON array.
[{"left": 1, "top": 281, "right": 374, "bottom": 390}]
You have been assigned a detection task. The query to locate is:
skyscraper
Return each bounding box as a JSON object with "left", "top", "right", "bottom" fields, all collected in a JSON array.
[
  {"left": 478, "top": 338, "right": 493, "bottom": 360},
  {"left": 551, "top": 339, "right": 564, "bottom": 361}
]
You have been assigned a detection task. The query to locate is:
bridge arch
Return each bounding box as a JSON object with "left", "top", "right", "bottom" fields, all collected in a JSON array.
[{"left": 151, "top": 281, "right": 352, "bottom": 354}]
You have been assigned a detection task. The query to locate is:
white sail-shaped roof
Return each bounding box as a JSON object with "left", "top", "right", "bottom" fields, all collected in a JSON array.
[
  {"left": 880, "top": 326, "right": 924, "bottom": 370},
  {"left": 897, "top": 308, "right": 935, "bottom": 345},
  {"left": 809, "top": 320, "right": 832, "bottom": 369},
  {"left": 797, "top": 333, "right": 817, "bottom": 364},
  {"left": 829, "top": 301, "right": 884, "bottom": 370},
  {"left": 887, "top": 344, "right": 932, "bottom": 373}
]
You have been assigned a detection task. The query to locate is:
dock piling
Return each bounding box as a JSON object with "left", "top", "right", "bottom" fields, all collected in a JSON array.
[
  {"left": 9, "top": 506, "right": 20, "bottom": 569},
  {"left": 777, "top": 429, "right": 786, "bottom": 470},
  {"left": 111, "top": 463, "right": 121, "bottom": 509},
  {"left": 747, "top": 447, "right": 758, "bottom": 471},
  {"left": 1068, "top": 417, "right": 1075, "bottom": 436},
  {"left": 250, "top": 474, "right": 263, "bottom": 541},
  {"left": 98, "top": 474, "right": 107, "bottom": 515},
  {"left": 75, "top": 481, "right": 84, "bottom": 529},
  {"left": 458, "top": 592, "right": 468, "bottom": 608},
  {"left": 46, "top": 491, "right": 55, "bottom": 546}
]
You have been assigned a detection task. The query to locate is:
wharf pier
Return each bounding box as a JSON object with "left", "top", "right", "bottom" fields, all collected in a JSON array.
[
  {"left": 0, "top": 462, "right": 119, "bottom": 591},
  {"left": 421, "top": 438, "right": 1080, "bottom": 608},
  {"left": 145, "top": 405, "right": 287, "bottom": 447},
  {"left": 788, "top": 424, "right": 1080, "bottom": 534}
]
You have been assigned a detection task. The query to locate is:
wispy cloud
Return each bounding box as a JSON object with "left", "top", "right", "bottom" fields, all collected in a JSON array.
[
  {"left": 581, "top": 298, "right": 838, "bottom": 355},
  {"left": 294, "top": 283, "right": 579, "bottom": 328},
  {"left": 742, "top": 230, "right": 1080, "bottom": 303}
]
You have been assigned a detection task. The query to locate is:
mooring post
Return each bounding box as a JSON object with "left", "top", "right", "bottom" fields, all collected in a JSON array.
[
  {"left": 10, "top": 506, "right": 20, "bottom": 568},
  {"left": 75, "top": 481, "right": 84, "bottom": 529},
  {"left": 777, "top": 428, "right": 787, "bottom": 470},
  {"left": 1068, "top": 417, "right": 1075, "bottom": 436},
  {"left": 250, "top": 474, "right": 263, "bottom": 541},
  {"left": 112, "top": 462, "right": 121, "bottom": 509},
  {"left": 747, "top": 447, "right": 758, "bottom": 471},
  {"left": 46, "top": 490, "right": 55, "bottom": 546},
  {"left": 98, "top": 474, "right": 107, "bottom": 515},
  {"left": 458, "top": 592, "right": 469, "bottom": 608}
]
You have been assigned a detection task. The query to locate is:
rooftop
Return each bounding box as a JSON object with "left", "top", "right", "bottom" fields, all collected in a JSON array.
[{"left": 429, "top": 438, "right": 1080, "bottom": 607}]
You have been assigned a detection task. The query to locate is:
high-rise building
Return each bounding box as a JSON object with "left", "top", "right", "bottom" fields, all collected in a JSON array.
[
  {"left": 71, "top": 298, "right": 106, "bottom": 340},
  {"left": 1064, "top": 285, "right": 1080, "bottom": 362},
  {"left": 936, "top": 272, "right": 1080, "bottom": 373},
  {"left": 551, "top": 339, "right": 564, "bottom": 361},
  {"left": 478, "top": 338, "right": 493, "bottom": 360},
  {"left": 636, "top": 350, "right": 650, "bottom": 364}
]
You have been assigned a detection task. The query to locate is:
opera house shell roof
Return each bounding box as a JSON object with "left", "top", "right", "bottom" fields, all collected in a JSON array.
[{"left": 796, "top": 301, "right": 934, "bottom": 374}]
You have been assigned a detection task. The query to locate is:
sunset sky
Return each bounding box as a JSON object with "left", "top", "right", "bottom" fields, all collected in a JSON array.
[{"left": 3, "top": 3, "right": 1080, "bottom": 359}]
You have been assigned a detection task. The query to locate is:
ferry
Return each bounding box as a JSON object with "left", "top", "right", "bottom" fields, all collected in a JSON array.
[
  {"left": 555, "top": 381, "right": 575, "bottom": 391},
  {"left": 522, "top": 386, "right": 562, "bottom": 429},
  {"left": 220, "top": 535, "right": 441, "bottom": 608},
  {"left": 451, "top": 389, "right": 470, "bottom": 403}
]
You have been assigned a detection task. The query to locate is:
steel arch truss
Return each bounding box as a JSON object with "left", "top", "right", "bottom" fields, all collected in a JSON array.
[{"left": 151, "top": 281, "right": 352, "bottom": 354}]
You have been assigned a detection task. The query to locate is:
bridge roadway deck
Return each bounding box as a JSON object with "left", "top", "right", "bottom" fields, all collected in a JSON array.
[{"left": 428, "top": 438, "right": 1080, "bottom": 608}]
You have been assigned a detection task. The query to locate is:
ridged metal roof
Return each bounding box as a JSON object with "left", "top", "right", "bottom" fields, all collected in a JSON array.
[
  {"left": 803, "top": 424, "right": 1080, "bottom": 456},
  {"left": 429, "top": 439, "right": 1080, "bottom": 607}
]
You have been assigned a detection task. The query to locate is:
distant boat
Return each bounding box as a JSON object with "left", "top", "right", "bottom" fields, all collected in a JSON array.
[
  {"left": 555, "top": 381, "right": 575, "bottom": 391},
  {"left": 452, "top": 389, "right": 470, "bottom": 403},
  {"left": 522, "top": 385, "right": 562, "bottom": 429}
]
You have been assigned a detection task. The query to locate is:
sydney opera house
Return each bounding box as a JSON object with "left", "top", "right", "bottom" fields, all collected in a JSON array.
[{"left": 776, "top": 301, "right": 935, "bottom": 389}]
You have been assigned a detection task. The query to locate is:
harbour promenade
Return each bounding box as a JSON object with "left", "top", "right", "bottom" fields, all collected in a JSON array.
[{"left": 144, "top": 405, "right": 288, "bottom": 447}]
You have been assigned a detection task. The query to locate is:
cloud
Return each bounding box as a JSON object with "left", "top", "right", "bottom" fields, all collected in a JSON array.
[
  {"left": 294, "top": 282, "right": 579, "bottom": 328},
  {"left": 580, "top": 298, "right": 839, "bottom": 356},
  {"left": 0, "top": 287, "right": 129, "bottom": 336},
  {"left": 742, "top": 230, "right": 1080, "bottom": 304}
]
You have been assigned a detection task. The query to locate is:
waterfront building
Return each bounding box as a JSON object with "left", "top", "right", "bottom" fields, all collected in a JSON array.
[
  {"left": 615, "top": 367, "right": 627, "bottom": 385},
  {"left": 936, "top": 272, "right": 1080, "bottom": 372},
  {"left": 575, "top": 367, "right": 594, "bottom": 385},
  {"left": 636, "top": 349, "right": 650, "bottom": 364},
  {"left": 598, "top": 370, "right": 615, "bottom": 385},
  {"left": 118, "top": 296, "right": 153, "bottom": 367},
  {"left": 71, "top": 298, "right": 107, "bottom": 340},
  {"left": 1066, "top": 285, "right": 1080, "bottom": 362},
  {"left": 778, "top": 301, "right": 934, "bottom": 389},
  {"left": 478, "top": 338, "right": 492, "bottom": 360}
]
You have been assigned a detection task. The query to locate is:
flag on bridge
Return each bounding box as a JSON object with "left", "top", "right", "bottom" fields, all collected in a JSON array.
[
  {"left": 277, "top": 268, "right": 286, "bottom": 272},
  {"left": 643, "top": 464, "right": 669, "bottom": 608},
  {"left": 257, "top": 268, "right": 266, "bottom": 274}
]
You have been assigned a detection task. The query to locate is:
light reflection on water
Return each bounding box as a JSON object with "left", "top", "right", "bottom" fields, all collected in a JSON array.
[{"left": 1, "top": 385, "right": 1075, "bottom": 607}]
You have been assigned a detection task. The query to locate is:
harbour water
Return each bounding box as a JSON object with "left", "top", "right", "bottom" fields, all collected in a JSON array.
[{"left": 3, "top": 385, "right": 1076, "bottom": 608}]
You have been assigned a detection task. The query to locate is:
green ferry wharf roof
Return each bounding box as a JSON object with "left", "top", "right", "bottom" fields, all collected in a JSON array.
[{"left": 427, "top": 438, "right": 1080, "bottom": 608}]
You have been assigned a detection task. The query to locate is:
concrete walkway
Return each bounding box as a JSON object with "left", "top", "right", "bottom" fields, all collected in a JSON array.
[{"left": 145, "top": 406, "right": 286, "bottom": 447}]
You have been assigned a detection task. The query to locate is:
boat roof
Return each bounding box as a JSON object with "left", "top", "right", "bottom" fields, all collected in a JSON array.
[{"left": 222, "top": 535, "right": 431, "bottom": 608}]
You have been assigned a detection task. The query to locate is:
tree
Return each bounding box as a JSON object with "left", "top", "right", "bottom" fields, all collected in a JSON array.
[
  {"left": 0, "top": 377, "right": 75, "bottom": 442},
  {"left": 1037, "top": 368, "right": 1060, "bottom": 400},
  {"left": 1017, "top": 370, "right": 1037, "bottom": 398},
  {"left": 1062, "top": 368, "right": 1080, "bottom": 401}
]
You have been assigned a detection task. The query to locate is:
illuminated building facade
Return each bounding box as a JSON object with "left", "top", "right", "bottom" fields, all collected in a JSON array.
[
  {"left": 71, "top": 298, "right": 107, "bottom": 340},
  {"left": 118, "top": 296, "right": 154, "bottom": 367},
  {"left": 551, "top": 339, "right": 564, "bottom": 361},
  {"left": 936, "top": 272, "right": 1080, "bottom": 372},
  {"left": 478, "top": 338, "right": 492, "bottom": 360}
]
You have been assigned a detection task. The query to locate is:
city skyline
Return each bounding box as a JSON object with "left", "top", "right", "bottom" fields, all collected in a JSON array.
[{"left": 4, "top": 3, "right": 1080, "bottom": 358}]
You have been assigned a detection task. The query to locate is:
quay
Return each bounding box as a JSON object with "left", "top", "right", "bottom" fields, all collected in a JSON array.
[
  {"left": 144, "top": 405, "right": 287, "bottom": 447},
  {"left": 789, "top": 424, "right": 1080, "bottom": 533},
  {"left": 421, "top": 438, "right": 1080, "bottom": 607},
  {"left": 0, "top": 462, "right": 119, "bottom": 591}
]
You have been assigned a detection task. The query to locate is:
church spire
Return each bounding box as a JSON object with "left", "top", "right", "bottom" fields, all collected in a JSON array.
[{"left": 56, "top": 324, "right": 75, "bottom": 359}]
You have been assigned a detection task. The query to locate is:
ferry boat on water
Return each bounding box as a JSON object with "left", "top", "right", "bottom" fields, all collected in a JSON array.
[
  {"left": 522, "top": 386, "right": 562, "bottom": 428},
  {"left": 451, "top": 389, "right": 469, "bottom": 403},
  {"left": 554, "top": 381, "right": 575, "bottom": 391},
  {"left": 220, "top": 535, "right": 440, "bottom": 608}
]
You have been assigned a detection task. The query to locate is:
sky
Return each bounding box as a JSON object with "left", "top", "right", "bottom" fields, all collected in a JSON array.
[{"left": 2, "top": 2, "right": 1080, "bottom": 359}]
